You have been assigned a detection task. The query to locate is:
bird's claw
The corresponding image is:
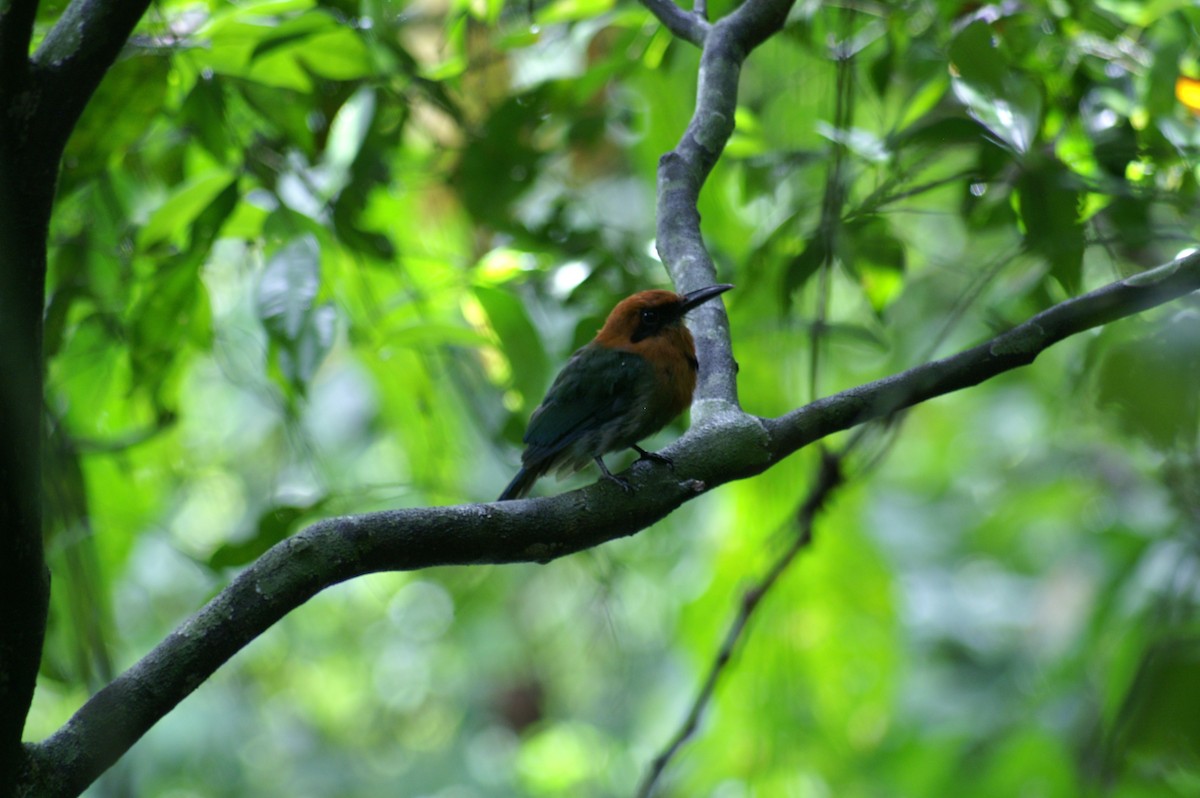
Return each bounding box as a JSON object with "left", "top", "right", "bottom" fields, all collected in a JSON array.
[
  {"left": 633, "top": 445, "right": 674, "bottom": 470},
  {"left": 594, "top": 456, "right": 634, "bottom": 493},
  {"left": 601, "top": 472, "right": 634, "bottom": 493}
]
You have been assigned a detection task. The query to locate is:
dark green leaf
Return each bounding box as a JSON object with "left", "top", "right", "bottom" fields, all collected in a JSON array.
[
  {"left": 949, "top": 21, "right": 1041, "bottom": 154},
  {"left": 782, "top": 236, "right": 830, "bottom": 304},
  {"left": 1016, "top": 157, "right": 1084, "bottom": 293},
  {"left": 1093, "top": 310, "right": 1200, "bottom": 450}
]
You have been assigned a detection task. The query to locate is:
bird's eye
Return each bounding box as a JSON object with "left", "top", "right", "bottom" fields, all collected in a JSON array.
[{"left": 640, "top": 309, "right": 658, "bottom": 325}]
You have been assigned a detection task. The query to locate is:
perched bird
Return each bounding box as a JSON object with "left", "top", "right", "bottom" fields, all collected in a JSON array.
[{"left": 498, "top": 284, "right": 733, "bottom": 501}]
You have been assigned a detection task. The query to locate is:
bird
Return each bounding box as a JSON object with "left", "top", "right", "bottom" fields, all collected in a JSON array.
[{"left": 497, "top": 284, "right": 733, "bottom": 501}]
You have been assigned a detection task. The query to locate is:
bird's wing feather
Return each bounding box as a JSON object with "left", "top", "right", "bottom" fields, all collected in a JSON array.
[{"left": 522, "top": 345, "right": 651, "bottom": 461}]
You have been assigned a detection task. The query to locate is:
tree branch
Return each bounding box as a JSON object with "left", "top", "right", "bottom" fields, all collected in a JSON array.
[
  {"left": 765, "top": 251, "right": 1200, "bottom": 455},
  {"left": 654, "top": 0, "right": 796, "bottom": 412},
  {"left": 20, "top": 250, "right": 1200, "bottom": 797},
  {"left": 0, "top": 1, "right": 153, "bottom": 790},
  {"left": 0, "top": 2, "right": 54, "bottom": 777},
  {"left": 28, "top": 0, "right": 154, "bottom": 151},
  {"left": 639, "top": 0, "right": 710, "bottom": 47}
]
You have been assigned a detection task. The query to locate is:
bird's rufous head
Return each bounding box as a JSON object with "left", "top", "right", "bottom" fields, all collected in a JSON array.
[{"left": 595, "top": 284, "right": 733, "bottom": 346}]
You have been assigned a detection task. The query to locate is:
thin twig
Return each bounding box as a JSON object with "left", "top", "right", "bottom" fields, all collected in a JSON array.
[
  {"left": 809, "top": 13, "right": 856, "bottom": 403},
  {"left": 636, "top": 451, "right": 843, "bottom": 797}
]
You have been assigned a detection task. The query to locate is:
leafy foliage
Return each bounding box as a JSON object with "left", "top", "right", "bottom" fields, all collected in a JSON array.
[{"left": 31, "top": 0, "right": 1200, "bottom": 795}]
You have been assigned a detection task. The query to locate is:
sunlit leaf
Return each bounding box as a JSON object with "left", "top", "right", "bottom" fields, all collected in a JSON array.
[
  {"left": 816, "top": 122, "right": 890, "bottom": 163},
  {"left": 138, "top": 171, "right": 238, "bottom": 251},
  {"left": 474, "top": 285, "right": 549, "bottom": 408},
  {"left": 536, "top": 0, "right": 615, "bottom": 24}
]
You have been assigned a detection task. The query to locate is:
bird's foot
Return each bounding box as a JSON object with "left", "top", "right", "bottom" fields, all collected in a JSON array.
[
  {"left": 602, "top": 472, "right": 634, "bottom": 493},
  {"left": 594, "top": 456, "right": 634, "bottom": 493},
  {"left": 633, "top": 445, "right": 674, "bottom": 470}
]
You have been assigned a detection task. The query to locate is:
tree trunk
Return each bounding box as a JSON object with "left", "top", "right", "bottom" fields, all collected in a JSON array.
[{"left": 0, "top": 74, "right": 54, "bottom": 792}]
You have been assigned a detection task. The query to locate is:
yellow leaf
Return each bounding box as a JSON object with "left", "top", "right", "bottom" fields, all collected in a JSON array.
[{"left": 1175, "top": 76, "right": 1200, "bottom": 113}]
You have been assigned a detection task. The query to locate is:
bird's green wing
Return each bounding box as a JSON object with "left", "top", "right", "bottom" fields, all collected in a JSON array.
[{"left": 522, "top": 344, "right": 652, "bottom": 464}]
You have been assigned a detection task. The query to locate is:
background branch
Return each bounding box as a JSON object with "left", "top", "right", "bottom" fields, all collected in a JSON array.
[
  {"left": 22, "top": 250, "right": 1200, "bottom": 796},
  {"left": 637, "top": 449, "right": 843, "bottom": 797}
]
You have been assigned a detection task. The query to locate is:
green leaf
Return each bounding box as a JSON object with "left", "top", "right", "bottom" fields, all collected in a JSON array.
[
  {"left": 1015, "top": 157, "right": 1084, "bottom": 293},
  {"left": 298, "top": 29, "right": 373, "bottom": 80},
  {"left": 782, "top": 236, "right": 830, "bottom": 304},
  {"left": 537, "top": 0, "right": 615, "bottom": 24},
  {"left": 324, "top": 87, "right": 375, "bottom": 178},
  {"left": 839, "top": 216, "right": 906, "bottom": 313},
  {"left": 452, "top": 89, "right": 548, "bottom": 227},
  {"left": 1107, "top": 636, "right": 1200, "bottom": 778},
  {"left": 180, "top": 76, "right": 236, "bottom": 161},
  {"left": 127, "top": 181, "right": 237, "bottom": 404},
  {"left": 387, "top": 324, "right": 491, "bottom": 349},
  {"left": 949, "top": 21, "right": 1041, "bottom": 154},
  {"left": 1093, "top": 311, "right": 1200, "bottom": 450},
  {"left": 139, "top": 171, "right": 238, "bottom": 251},
  {"left": 949, "top": 21, "right": 1006, "bottom": 90},
  {"left": 128, "top": 263, "right": 212, "bottom": 405},
  {"left": 474, "top": 285, "right": 549, "bottom": 408},
  {"left": 249, "top": 12, "right": 333, "bottom": 60},
  {"left": 62, "top": 54, "right": 170, "bottom": 187}
]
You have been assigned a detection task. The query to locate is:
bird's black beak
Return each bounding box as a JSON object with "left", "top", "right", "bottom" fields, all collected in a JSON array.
[{"left": 680, "top": 283, "right": 734, "bottom": 313}]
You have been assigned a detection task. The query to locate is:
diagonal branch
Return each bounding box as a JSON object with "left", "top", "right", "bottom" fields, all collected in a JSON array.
[
  {"left": 765, "top": 252, "right": 1200, "bottom": 455},
  {"left": 20, "top": 249, "right": 1200, "bottom": 797}
]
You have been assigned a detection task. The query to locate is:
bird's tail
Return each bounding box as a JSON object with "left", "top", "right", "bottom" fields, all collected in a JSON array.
[{"left": 497, "top": 466, "right": 540, "bottom": 501}]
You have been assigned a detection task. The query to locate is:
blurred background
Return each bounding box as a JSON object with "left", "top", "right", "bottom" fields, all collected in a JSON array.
[{"left": 29, "top": 0, "right": 1200, "bottom": 795}]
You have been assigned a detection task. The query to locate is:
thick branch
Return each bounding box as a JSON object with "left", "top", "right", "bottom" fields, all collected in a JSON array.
[
  {"left": 0, "top": 1, "right": 53, "bottom": 779},
  {"left": 21, "top": 251, "right": 1200, "bottom": 797},
  {"left": 655, "top": 0, "right": 796, "bottom": 412},
  {"left": 0, "top": 1, "right": 151, "bottom": 789}
]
